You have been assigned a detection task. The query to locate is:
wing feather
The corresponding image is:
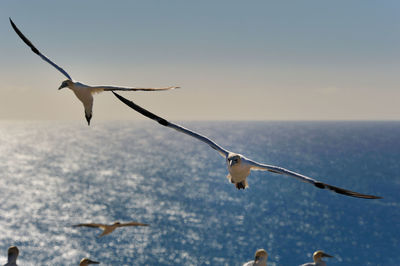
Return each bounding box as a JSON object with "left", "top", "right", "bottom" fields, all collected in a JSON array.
[
  {"left": 72, "top": 223, "right": 105, "bottom": 228},
  {"left": 9, "top": 18, "right": 72, "bottom": 80},
  {"left": 119, "top": 222, "right": 149, "bottom": 227},
  {"left": 244, "top": 158, "right": 381, "bottom": 199},
  {"left": 112, "top": 92, "right": 229, "bottom": 157},
  {"left": 98, "top": 86, "right": 180, "bottom": 92}
]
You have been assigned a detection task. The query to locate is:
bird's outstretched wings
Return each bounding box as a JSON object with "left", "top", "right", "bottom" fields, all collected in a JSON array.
[
  {"left": 72, "top": 223, "right": 105, "bottom": 229},
  {"left": 118, "top": 221, "right": 149, "bottom": 227},
  {"left": 244, "top": 158, "right": 382, "bottom": 199},
  {"left": 93, "top": 86, "right": 180, "bottom": 92},
  {"left": 9, "top": 18, "right": 72, "bottom": 80},
  {"left": 112, "top": 92, "right": 229, "bottom": 157}
]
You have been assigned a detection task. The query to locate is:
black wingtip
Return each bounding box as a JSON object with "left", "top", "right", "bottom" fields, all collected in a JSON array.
[
  {"left": 314, "top": 182, "right": 325, "bottom": 189},
  {"left": 9, "top": 17, "right": 41, "bottom": 55},
  {"left": 112, "top": 92, "right": 170, "bottom": 126},
  {"left": 315, "top": 182, "right": 382, "bottom": 199},
  {"left": 9, "top": 17, "right": 16, "bottom": 29}
]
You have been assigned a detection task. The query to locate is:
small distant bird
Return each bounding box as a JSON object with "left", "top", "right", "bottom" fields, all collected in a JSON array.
[
  {"left": 112, "top": 92, "right": 382, "bottom": 199},
  {"left": 79, "top": 258, "right": 100, "bottom": 266},
  {"left": 243, "top": 249, "right": 268, "bottom": 266},
  {"left": 9, "top": 18, "right": 179, "bottom": 125},
  {"left": 73, "top": 221, "right": 149, "bottom": 237},
  {"left": 4, "top": 246, "right": 19, "bottom": 266},
  {"left": 300, "top": 250, "right": 333, "bottom": 266}
]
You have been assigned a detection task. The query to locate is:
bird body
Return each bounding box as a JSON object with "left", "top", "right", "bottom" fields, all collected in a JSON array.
[
  {"left": 300, "top": 262, "right": 326, "bottom": 266},
  {"left": 10, "top": 18, "right": 179, "bottom": 125},
  {"left": 113, "top": 92, "right": 381, "bottom": 199},
  {"left": 226, "top": 153, "right": 251, "bottom": 189},
  {"left": 243, "top": 260, "right": 266, "bottom": 266},
  {"left": 73, "top": 221, "right": 149, "bottom": 237},
  {"left": 61, "top": 81, "right": 94, "bottom": 124},
  {"left": 98, "top": 224, "right": 117, "bottom": 237}
]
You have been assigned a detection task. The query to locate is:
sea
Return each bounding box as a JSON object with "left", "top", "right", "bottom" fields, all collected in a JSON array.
[{"left": 0, "top": 121, "right": 398, "bottom": 266}]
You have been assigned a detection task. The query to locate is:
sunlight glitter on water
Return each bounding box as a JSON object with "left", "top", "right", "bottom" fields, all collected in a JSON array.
[{"left": 0, "top": 121, "right": 398, "bottom": 265}]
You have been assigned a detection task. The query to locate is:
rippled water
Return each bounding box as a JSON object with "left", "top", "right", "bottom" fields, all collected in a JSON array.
[{"left": 0, "top": 121, "right": 398, "bottom": 265}]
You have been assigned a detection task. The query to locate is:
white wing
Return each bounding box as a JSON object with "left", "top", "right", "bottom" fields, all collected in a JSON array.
[
  {"left": 243, "top": 157, "right": 381, "bottom": 199},
  {"left": 10, "top": 18, "right": 72, "bottom": 80},
  {"left": 112, "top": 92, "right": 229, "bottom": 157}
]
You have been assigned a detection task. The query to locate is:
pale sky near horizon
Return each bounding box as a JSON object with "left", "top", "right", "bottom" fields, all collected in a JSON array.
[{"left": 1, "top": 1, "right": 399, "bottom": 122}]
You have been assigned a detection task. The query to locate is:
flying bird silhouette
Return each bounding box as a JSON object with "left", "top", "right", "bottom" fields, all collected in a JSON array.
[
  {"left": 73, "top": 221, "right": 149, "bottom": 237},
  {"left": 300, "top": 250, "right": 333, "bottom": 266},
  {"left": 112, "top": 92, "right": 382, "bottom": 199},
  {"left": 9, "top": 18, "right": 179, "bottom": 125}
]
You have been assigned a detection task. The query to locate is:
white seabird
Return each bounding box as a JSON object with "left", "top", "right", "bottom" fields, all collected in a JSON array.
[
  {"left": 79, "top": 258, "right": 100, "bottom": 266},
  {"left": 300, "top": 250, "right": 333, "bottom": 266},
  {"left": 4, "top": 246, "right": 19, "bottom": 266},
  {"left": 243, "top": 249, "right": 268, "bottom": 266},
  {"left": 112, "top": 92, "right": 382, "bottom": 199},
  {"left": 9, "top": 18, "right": 179, "bottom": 125},
  {"left": 73, "top": 221, "right": 149, "bottom": 237}
]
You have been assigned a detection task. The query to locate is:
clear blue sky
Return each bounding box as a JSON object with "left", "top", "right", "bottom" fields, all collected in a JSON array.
[{"left": 1, "top": 1, "right": 399, "bottom": 121}]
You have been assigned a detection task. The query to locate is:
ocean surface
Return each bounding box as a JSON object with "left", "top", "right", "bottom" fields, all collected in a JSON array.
[{"left": 0, "top": 121, "right": 398, "bottom": 265}]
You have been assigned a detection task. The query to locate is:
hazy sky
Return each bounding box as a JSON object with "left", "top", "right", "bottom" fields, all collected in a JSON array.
[{"left": 1, "top": 1, "right": 399, "bottom": 122}]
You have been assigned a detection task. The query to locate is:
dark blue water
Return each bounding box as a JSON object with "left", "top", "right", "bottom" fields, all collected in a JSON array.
[{"left": 0, "top": 121, "right": 398, "bottom": 265}]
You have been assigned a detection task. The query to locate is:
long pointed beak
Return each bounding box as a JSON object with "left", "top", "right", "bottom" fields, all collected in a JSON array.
[
  {"left": 88, "top": 259, "right": 100, "bottom": 264},
  {"left": 58, "top": 85, "right": 64, "bottom": 90},
  {"left": 322, "top": 252, "right": 334, "bottom": 258}
]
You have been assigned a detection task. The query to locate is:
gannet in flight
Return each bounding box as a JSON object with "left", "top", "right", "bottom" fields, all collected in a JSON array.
[
  {"left": 112, "top": 92, "right": 382, "bottom": 199},
  {"left": 73, "top": 221, "right": 149, "bottom": 237},
  {"left": 243, "top": 249, "right": 268, "bottom": 266},
  {"left": 300, "top": 250, "right": 333, "bottom": 266},
  {"left": 79, "top": 258, "right": 100, "bottom": 266},
  {"left": 9, "top": 18, "right": 179, "bottom": 125},
  {"left": 4, "top": 246, "right": 19, "bottom": 266}
]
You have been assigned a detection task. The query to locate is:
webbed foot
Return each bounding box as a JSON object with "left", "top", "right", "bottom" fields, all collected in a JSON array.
[{"left": 235, "top": 182, "right": 246, "bottom": 190}]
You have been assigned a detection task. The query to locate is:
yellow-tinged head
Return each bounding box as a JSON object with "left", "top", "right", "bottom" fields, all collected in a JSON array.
[
  {"left": 254, "top": 249, "right": 268, "bottom": 262},
  {"left": 59, "top": 79, "right": 73, "bottom": 90},
  {"left": 80, "top": 257, "right": 100, "bottom": 266},
  {"left": 313, "top": 250, "right": 333, "bottom": 262},
  {"left": 7, "top": 246, "right": 19, "bottom": 259},
  {"left": 227, "top": 154, "right": 241, "bottom": 167}
]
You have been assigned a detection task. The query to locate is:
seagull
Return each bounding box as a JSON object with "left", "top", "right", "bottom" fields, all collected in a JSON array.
[
  {"left": 9, "top": 18, "right": 179, "bottom": 125},
  {"left": 73, "top": 221, "right": 149, "bottom": 237},
  {"left": 300, "top": 250, "right": 333, "bottom": 266},
  {"left": 243, "top": 249, "right": 268, "bottom": 266},
  {"left": 4, "top": 246, "right": 19, "bottom": 266},
  {"left": 112, "top": 92, "right": 382, "bottom": 199},
  {"left": 79, "top": 258, "right": 100, "bottom": 266}
]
